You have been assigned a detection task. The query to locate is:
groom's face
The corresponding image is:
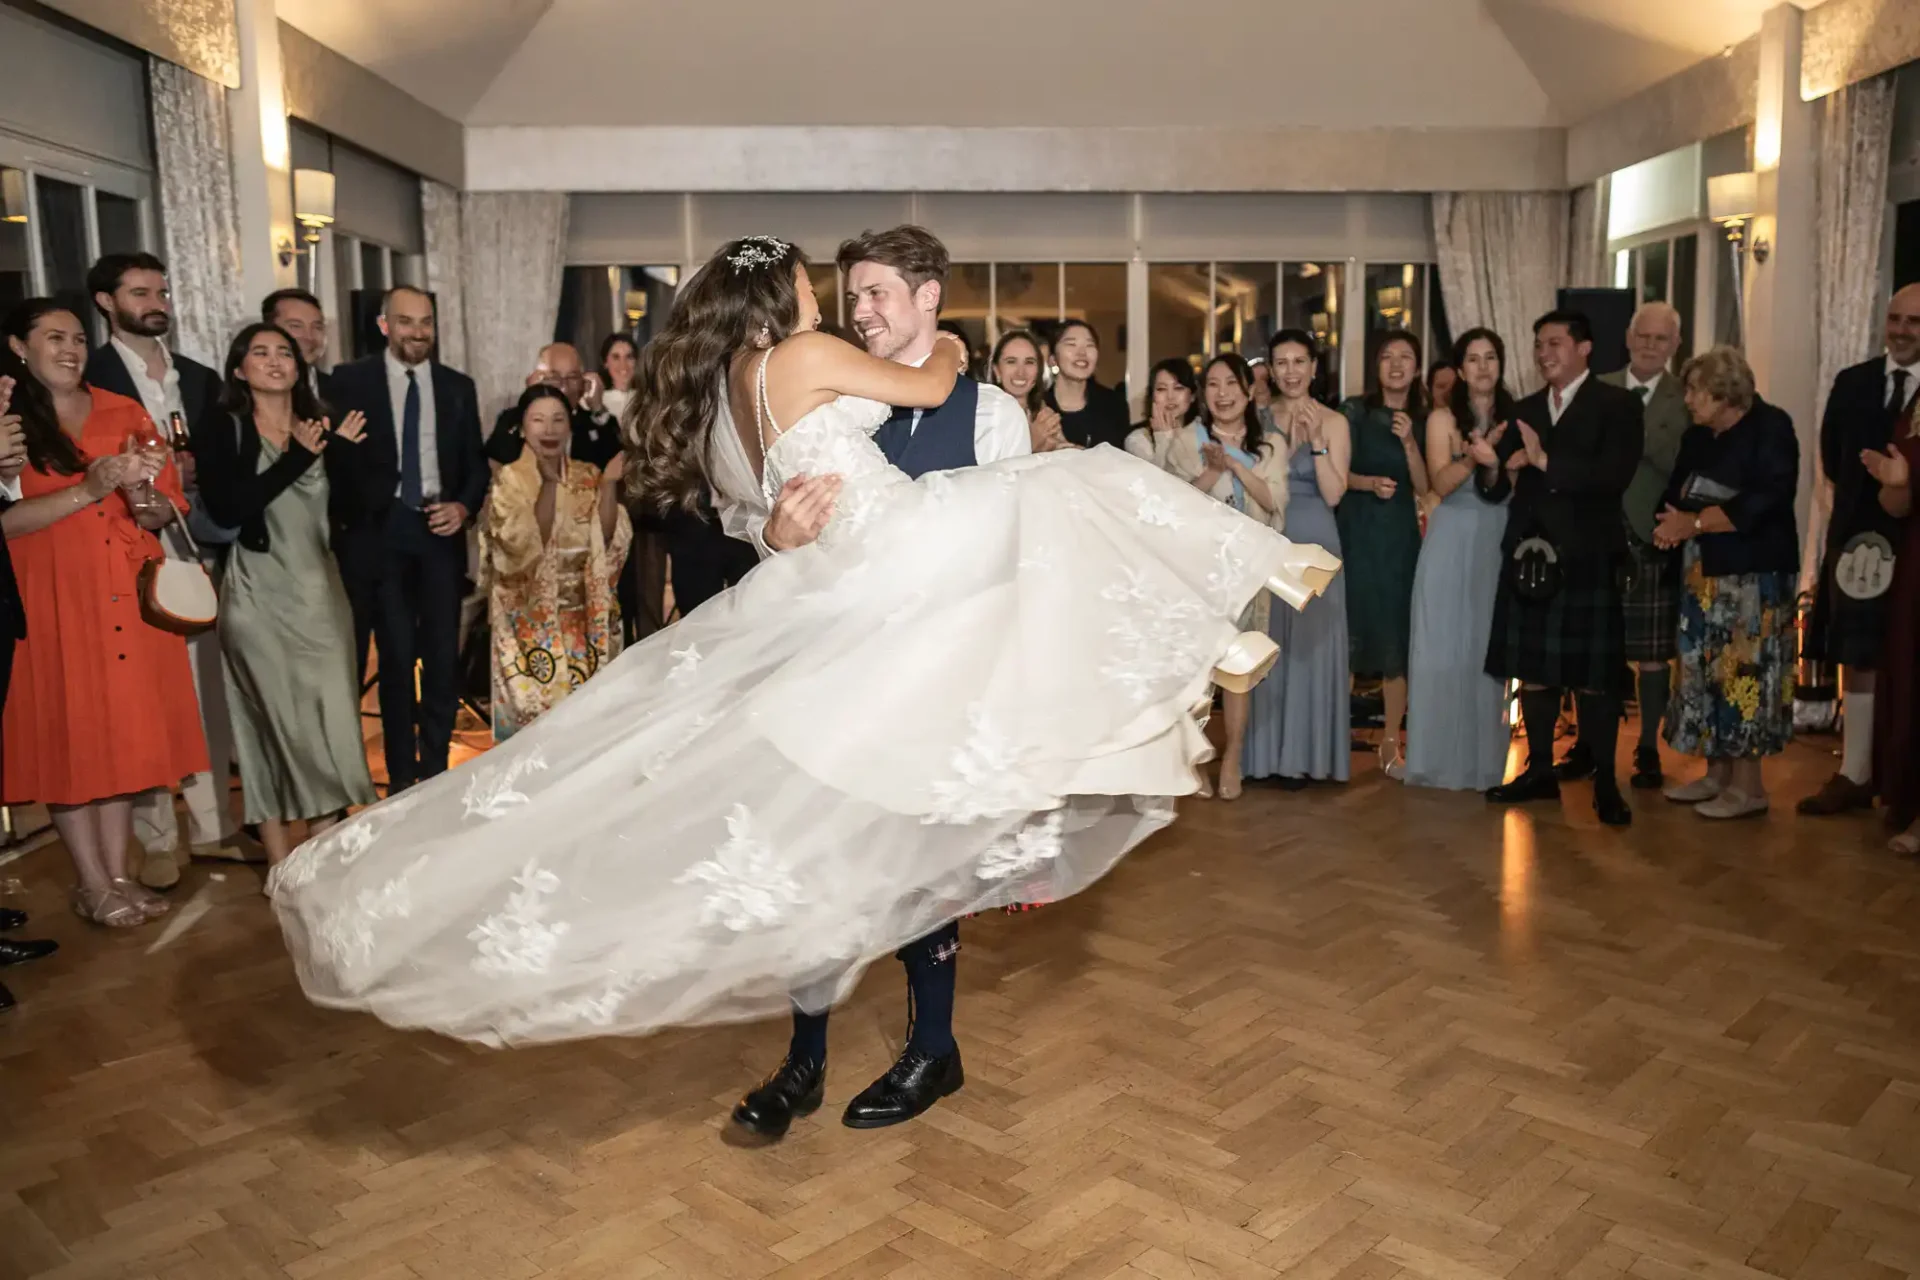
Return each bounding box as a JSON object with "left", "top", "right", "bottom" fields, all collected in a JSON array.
[{"left": 847, "top": 261, "right": 936, "bottom": 362}]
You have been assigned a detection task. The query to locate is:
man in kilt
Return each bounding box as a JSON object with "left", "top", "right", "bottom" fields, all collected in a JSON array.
[
  {"left": 1797, "top": 285, "right": 1920, "bottom": 816},
  {"left": 1473, "top": 309, "right": 1644, "bottom": 827},
  {"left": 1557, "top": 302, "right": 1688, "bottom": 790}
]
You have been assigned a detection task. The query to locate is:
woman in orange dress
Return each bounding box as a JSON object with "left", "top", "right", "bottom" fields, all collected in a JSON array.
[{"left": 0, "top": 300, "right": 209, "bottom": 927}]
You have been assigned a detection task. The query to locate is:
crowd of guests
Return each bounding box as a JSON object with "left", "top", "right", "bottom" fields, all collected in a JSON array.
[{"left": 3, "top": 251, "right": 1919, "bottom": 1013}]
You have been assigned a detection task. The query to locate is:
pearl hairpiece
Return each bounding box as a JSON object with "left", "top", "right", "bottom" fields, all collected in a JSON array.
[{"left": 727, "top": 235, "right": 791, "bottom": 272}]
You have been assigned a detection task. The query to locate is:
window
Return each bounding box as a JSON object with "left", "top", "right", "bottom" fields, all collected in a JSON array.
[
  {"left": 1281, "top": 262, "right": 1345, "bottom": 400},
  {"left": 1147, "top": 263, "right": 1209, "bottom": 371},
  {"left": 1365, "top": 263, "right": 1430, "bottom": 357},
  {"left": 810, "top": 264, "right": 840, "bottom": 338},
  {"left": 94, "top": 191, "right": 141, "bottom": 257},
  {"left": 943, "top": 263, "right": 991, "bottom": 363},
  {"left": 34, "top": 175, "right": 91, "bottom": 338},
  {"left": 1212, "top": 263, "right": 1277, "bottom": 362},
  {"left": 1063, "top": 263, "right": 1127, "bottom": 388},
  {"left": 1614, "top": 231, "right": 1701, "bottom": 360},
  {"left": 996, "top": 263, "right": 1059, "bottom": 339},
  {"left": 0, "top": 167, "right": 28, "bottom": 314}
]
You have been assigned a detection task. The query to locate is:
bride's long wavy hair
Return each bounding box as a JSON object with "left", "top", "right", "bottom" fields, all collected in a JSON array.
[{"left": 627, "top": 236, "right": 810, "bottom": 514}]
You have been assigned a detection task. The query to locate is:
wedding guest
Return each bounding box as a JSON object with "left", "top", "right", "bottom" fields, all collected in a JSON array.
[
  {"left": 486, "top": 342, "right": 621, "bottom": 469},
  {"left": 327, "top": 285, "right": 489, "bottom": 793},
  {"left": 1561, "top": 302, "right": 1688, "bottom": 790},
  {"left": 1125, "top": 358, "right": 1199, "bottom": 469},
  {"left": 990, "top": 329, "right": 1067, "bottom": 453},
  {"left": 1655, "top": 347, "right": 1799, "bottom": 819},
  {"left": 1404, "top": 328, "right": 1515, "bottom": 791},
  {"left": 1172, "top": 355, "right": 1289, "bottom": 799},
  {"left": 1427, "top": 360, "right": 1458, "bottom": 413},
  {"left": 1867, "top": 413, "right": 1918, "bottom": 853},
  {"left": 263, "top": 287, "right": 334, "bottom": 401},
  {"left": 1339, "top": 330, "right": 1428, "bottom": 778},
  {"left": 196, "top": 324, "right": 376, "bottom": 868},
  {"left": 1246, "top": 329, "right": 1351, "bottom": 788},
  {"left": 1478, "top": 310, "right": 1643, "bottom": 827},
  {"left": 83, "top": 252, "right": 244, "bottom": 884},
  {"left": 598, "top": 334, "right": 640, "bottom": 425},
  {"left": 1044, "top": 320, "right": 1129, "bottom": 450},
  {"left": 1798, "top": 285, "right": 1920, "bottom": 817},
  {"left": 482, "top": 386, "right": 632, "bottom": 739},
  {"left": 0, "top": 299, "right": 204, "bottom": 926},
  {"left": 600, "top": 333, "right": 665, "bottom": 644}
]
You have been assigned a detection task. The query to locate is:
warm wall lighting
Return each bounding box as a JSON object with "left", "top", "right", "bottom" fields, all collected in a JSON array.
[
  {"left": 0, "top": 169, "right": 27, "bottom": 223},
  {"left": 279, "top": 168, "right": 336, "bottom": 267},
  {"left": 1709, "top": 171, "right": 1767, "bottom": 262}
]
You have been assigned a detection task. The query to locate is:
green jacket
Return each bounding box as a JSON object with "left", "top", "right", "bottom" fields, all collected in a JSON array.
[{"left": 1603, "top": 367, "right": 1689, "bottom": 543}]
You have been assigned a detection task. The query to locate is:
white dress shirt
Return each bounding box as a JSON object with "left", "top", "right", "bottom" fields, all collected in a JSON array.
[
  {"left": 1547, "top": 368, "right": 1591, "bottom": 425},
  {"left": 110, "top": 335, "right": 182, "bottom": 429},
  {"left": 1885, "top": 354, "right": 1920, "bottom": 410},
  {"left": 386, "top": 350, "right": 441, "bottom": 501}
]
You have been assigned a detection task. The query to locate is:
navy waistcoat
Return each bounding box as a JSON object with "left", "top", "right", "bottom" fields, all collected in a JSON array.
[{"left": 875, "top": 377, "right": 979, "bottom": 479}]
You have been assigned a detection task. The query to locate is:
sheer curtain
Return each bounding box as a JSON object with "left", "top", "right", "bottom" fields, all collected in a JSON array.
[
  {"left": 421, "top": 179, "right": 468, "bottom": 374},
  {"left": 1566, "top": 178, "right": 1613, "bottom": 290},
  {"left": 1432, "top": 193, "right": 1570, "bottom": 395},
  {"left": 459, "top": 192, "right": 570, "bottom": 426},
  {"left": 148, "top": 58, "right": 247, "bottom": 366},
  {"left": 1806, "top": 73, "right": 1896, "bottom": 590}
]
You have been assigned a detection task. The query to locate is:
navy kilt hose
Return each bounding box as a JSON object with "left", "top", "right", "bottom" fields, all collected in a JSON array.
[
  {"left": 1486, "top": 555, "right": 1631, "bottom": 697},
  {"left": 1621, "top": 537, "right": 1681, "bottom": 663}
]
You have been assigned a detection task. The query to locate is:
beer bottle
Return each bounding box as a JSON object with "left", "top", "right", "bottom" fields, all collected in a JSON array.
[{"left": 167, "top": 410, "right": 191, "bottom": 452}]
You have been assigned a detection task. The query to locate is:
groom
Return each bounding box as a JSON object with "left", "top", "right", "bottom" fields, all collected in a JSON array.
[{"left": 724, "top": 225, "right": 1032, "bottom": 1140}]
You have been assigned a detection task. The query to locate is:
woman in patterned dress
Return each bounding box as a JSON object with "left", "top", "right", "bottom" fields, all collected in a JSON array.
[
  {"left": 1656, "top": 347, "right": 1800, "bottom": 820},
  {"left": 481, "top": 385, "right": 632, "bottom": 740}
]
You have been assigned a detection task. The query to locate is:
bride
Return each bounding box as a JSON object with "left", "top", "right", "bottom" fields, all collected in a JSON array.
[{"left": 271, "top": 236, "right": 1341, "bottom": 1047}]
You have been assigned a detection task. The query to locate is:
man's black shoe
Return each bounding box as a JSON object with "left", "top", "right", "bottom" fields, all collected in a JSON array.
[
  {"left": 1630, "top": 748, "right": 1663, "bottom": 790},
  {"left": 1486, "top": 771, "right": 1561, "bottom": 805},
  {"left": 0, "top": 937, "right": 57, "bottom": 967},
  {"left": 730, "top": 1057, "right": 825, "bottom": 1140},
  {"left": 1594, "top": 778, "right": 1633, "bottom": 827},
  {"left": 842, "top": 1047, "right": 963, "bottom": 1129},
  {"left": 1554, "top": 741, "right": 1596, "bottom": 782}
]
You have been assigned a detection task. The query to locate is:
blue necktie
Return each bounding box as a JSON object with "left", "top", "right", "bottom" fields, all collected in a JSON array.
[{"left": 400, "top": 367, "right": 423, "bottom": 507}]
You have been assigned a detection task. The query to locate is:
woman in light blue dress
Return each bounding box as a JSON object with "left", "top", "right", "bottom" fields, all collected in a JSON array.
[
  {"left": 1246, "top": 330, "right": 1353, "bottom": 786},
  {"left": 1404, "top": 328, "right": 1515, "bottom": 790}
]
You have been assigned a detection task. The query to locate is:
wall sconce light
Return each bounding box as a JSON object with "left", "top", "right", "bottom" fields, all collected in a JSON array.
[
  {"left": 0, "top": 169, "right": 28, "bottom": 223},
  {"left": 1708, "top": 171, "right": 1768, "bottom": 262},
  {"left": 278, "top": 167, "right": 337, "bottom": 266}
]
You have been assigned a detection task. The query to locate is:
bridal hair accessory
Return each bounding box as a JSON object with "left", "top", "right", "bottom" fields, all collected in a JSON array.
[
  {"left": 728, "top": 236, "right": 791, "bottom": 272},
  {"left": 752, "top": 326, "right": 773, "bottom": 349}
]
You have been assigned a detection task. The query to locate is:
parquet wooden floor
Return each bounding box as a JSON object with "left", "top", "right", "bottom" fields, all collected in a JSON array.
[{"left": 3, "top": 734, "right": 1919, "bottom": 1280}]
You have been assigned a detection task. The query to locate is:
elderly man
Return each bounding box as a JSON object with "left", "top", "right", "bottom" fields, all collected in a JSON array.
[
  {"left": 1557, "top": 302, "right": 1689, "bottom": 791},
  {"left": 1799, "top": 284, "right": 1920, "bottom": 816},
  {"left": 485, "top": 342, "right": 621, "bottom": 468}
]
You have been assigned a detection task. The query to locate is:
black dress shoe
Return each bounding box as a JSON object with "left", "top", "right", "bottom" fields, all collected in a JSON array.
[
  {"left": 1629, "top": 748, "right": 1664, "bottom": 790},
  {"left": 1486, "top": 771, "right": 1561, "bottom": 805},
  {"left": 0, "top": 907, "right": 26, "bottom": 931},
  {"left": 1555, "top": 741, "right": 1596, "bottom": 782},
  {"left": 0, "top": 980, "right": 13, "bottom": 1012},
  {"left": 730, "top": 1057, "right": 825, "bottom": 1141},
  {"left": 842, "top": 1046, "right": 963, "bottom": 1129},
  {"left": 0, "top": 937, "right": 57, "bottom": 966},
  {"left": 1594, "top": 778, "right": 1633, "bottom": 827}
]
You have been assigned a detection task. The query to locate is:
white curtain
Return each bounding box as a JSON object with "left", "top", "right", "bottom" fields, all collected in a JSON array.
[
  {"left": 459, "top": 192, "right": 569, "bottom": 427},
  {"left": 148, "top": 58, "right": 247, "bottom": 367},
  {"left": 1565, "top": 177, "right": 1613, "bottom": 290},
  {"left": 1805, "top": 74, "right": 1897, "bottom": 591},
  {"left": 420, "top": 179, "right": 468, "bottom": 374},
  {"left": 1432, "top": 192, "right": 1569, "bottom": 395}
]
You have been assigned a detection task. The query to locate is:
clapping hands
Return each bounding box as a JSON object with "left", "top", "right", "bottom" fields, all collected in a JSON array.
[
  {"left": 1467, "top": 421, "right": 1507, "bottom": 468},
  {"left": 0, "top": 375, "right": 23, "bottom": 481},
  {"left": 1861, "top": 444, "right": 1912, "bottom": 490}
]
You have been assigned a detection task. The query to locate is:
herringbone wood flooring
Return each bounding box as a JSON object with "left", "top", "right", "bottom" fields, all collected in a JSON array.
[{"left": 3, "top": 735, "right": 1918, "bottom": 1280}]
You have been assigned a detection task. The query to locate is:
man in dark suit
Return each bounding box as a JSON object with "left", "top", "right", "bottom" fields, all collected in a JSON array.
[
  {"left": 328, "top": 285, "right": 488, "bottom": 791},
  {"left": 483, "top": 342, "right": 623, "bottom": 469},
  {"left": 262, "top": 287, "right": 335, "bottom": 405},
  {"left": 1474, "top": 309, "right": 1644, "bottom": 828},
  {"left": 1797, "top": 284, "right": 1920, "bottom": 816},
  {"left": 83, "top": 251, "right": 248, "bottom": 883}
]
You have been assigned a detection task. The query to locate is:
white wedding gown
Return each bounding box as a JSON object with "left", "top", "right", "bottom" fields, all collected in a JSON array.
[{"left": 271, "top": 389, "right": 1340, "bottom": 1046}]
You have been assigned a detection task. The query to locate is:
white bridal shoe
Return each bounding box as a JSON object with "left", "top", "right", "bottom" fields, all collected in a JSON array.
[
  {"left": 1267, "top": 542, "right": 1344, "bottom": 612},
  {"left": 1211, "top": 632, "right": 1280, "bottom": 694}
]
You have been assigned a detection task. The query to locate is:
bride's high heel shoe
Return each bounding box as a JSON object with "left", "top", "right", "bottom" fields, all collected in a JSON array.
[
  {"left": 1212, "top": 632, "right": 1279, "bottom": 695},
  {"left": 1267, "top": 542, "right": 1344, "bottom": 612}
]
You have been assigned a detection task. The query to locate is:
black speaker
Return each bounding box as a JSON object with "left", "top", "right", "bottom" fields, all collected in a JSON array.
[{"left": 1556, "top": 287, "right": 1634, "bottom": 376}]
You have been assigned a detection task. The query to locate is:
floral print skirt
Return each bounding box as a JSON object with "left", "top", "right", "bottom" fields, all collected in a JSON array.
[{"left": 1665, "top": 543, "right": 1796, "bottom": 759}]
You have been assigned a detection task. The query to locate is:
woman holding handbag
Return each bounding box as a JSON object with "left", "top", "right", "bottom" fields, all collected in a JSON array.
[
  {"left": 0, "top": 299, "right": 207, "bottom": 927},
  {"left": 197, "top": 323, "right": 376, "bottom": 870}
]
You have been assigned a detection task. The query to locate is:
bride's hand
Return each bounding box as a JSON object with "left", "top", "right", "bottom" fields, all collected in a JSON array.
[{"left": 933, "top": 331, "right": 969, "bottom": 374}]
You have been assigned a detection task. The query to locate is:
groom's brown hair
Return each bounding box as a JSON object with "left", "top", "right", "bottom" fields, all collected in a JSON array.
[{"left": 836, "top": 225, "right": 950, "bottom": 312}]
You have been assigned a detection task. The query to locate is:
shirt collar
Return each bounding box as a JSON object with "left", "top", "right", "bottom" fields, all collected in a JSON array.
[
  {"left": 1551, "top": 368, "right": 1591, "bottom": 404},
  {"left": 1624, "top": 368, "right": 1663, "bottom": 394},
  {"left": 385, "top": 348, "right": 429, "bottom": 378},
  {"left": 1885, "top": 354, "right": 1920, "bottom": 380},
  {"left": 111, "top": 333, "right": 174, "bottom": 379}
]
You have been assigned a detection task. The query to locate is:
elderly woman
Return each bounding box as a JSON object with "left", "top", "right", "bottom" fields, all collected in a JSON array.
[
  {"left": 0, "top": 299, "right": 204, "bottom": 926},
  {"left": 1655, "top": 345, "right": 1800, "bottom": 819},
  {"left": 482, "top": 384, "right": 633, "bottom": 740}
]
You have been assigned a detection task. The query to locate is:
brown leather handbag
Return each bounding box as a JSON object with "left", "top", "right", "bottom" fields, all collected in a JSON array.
[{"left": 138, "top": 518, "right": 218, "bottom": 636}]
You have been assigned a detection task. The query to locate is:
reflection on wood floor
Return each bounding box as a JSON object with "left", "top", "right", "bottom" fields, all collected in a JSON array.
[{"left": 2, "top": 722, "right": 1918, "bottom": 1280}]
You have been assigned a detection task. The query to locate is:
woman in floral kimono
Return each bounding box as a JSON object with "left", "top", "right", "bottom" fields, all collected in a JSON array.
[{"left": 482, "top": 385, "right": 632, "bottom": 740}]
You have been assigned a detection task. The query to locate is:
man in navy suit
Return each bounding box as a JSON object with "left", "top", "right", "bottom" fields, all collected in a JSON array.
[
  {"left": 720, "top": 226, "right": 1031, "bottom": 1142},
  {"left": 327, "top": 285, "right": 488, "bottom": 792},
  {"left": 262, "top": 287, "right": 335, "bottom": 406}
]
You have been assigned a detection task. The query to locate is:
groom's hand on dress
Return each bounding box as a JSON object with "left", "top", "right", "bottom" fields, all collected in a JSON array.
[{"left": 765, "top": 473, "right": 841, "bottom": 551}]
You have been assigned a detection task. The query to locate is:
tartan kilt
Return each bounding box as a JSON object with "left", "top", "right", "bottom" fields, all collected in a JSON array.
[
  {"left": 1485, "top": 555, "right": 1630, "bottom": 696},
  {"left": 1621, "top": 539, "right": 1681, "bottom": 663},
  {"left": 1804, "top": 557, "right": 1888, "bottom": 668}
]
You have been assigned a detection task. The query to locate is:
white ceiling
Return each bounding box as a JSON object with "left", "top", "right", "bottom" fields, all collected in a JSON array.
[{"left": 274, "top": 0, "right": 1819, "bottom": 130}]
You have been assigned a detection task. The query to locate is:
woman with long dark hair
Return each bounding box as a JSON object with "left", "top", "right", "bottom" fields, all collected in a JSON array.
[
  {"left": 1404, "top": 328, "right": 1517, "bottom": 790},
  {"left": 271, "top": 236, "right": 1338, "bottom": 1050},
  {"left": 1043, "top": 319, "right": 1130, "bottom": 450},
  {"left": 989, "top": 328, "right": 1066, "bottom": 452},
  {"left": 197, "top": 322, "right": 375, "bottom": 870},
  {"left": 0, "top": 299, "right": 204, "bottom": 926},
  {"left": 1124, "top": 358, "right": 1199, "bottom": 470},
  {"left": 1338, "top": 329, "right": 1430, "bottom": 778}
]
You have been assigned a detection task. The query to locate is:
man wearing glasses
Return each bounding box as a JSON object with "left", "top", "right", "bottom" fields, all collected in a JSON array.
[{"left": 484, "top": 342, "right": 621, "bottom": 469}]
